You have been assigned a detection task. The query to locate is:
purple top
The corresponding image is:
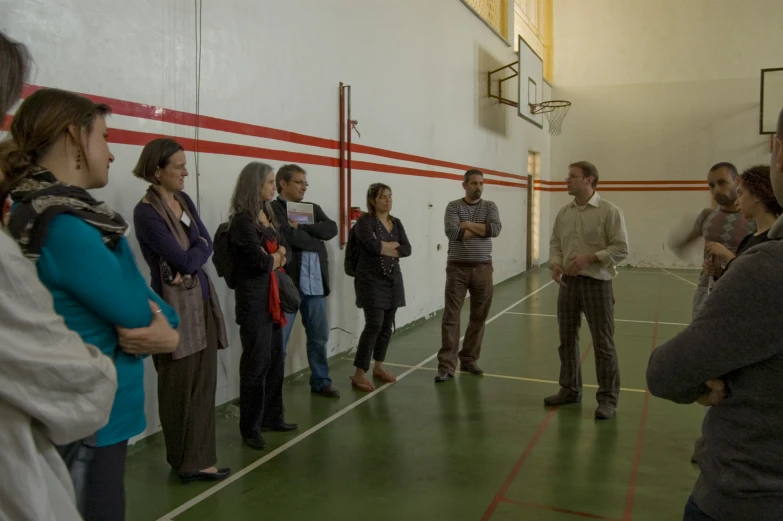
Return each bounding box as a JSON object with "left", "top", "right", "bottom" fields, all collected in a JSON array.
[{"left": 133, "top": 191, "right": 212, "bottom": 301}]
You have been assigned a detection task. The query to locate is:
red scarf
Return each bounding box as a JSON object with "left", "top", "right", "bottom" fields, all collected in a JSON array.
[{"left": 264, "top": 237, "right": 287, "bottom": 327}]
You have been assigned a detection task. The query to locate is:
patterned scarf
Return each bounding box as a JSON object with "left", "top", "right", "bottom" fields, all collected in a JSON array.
[{"left": 8, "top": 168, "right": 129, "bottom": 260}]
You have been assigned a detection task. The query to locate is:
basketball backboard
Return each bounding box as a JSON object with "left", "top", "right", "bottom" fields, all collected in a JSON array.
[
  {"left": 518, "top": 35, "right": 544, "bottom": 129},
  {"left": 760, "top": 68, "right": 783, "bottom": 134}
]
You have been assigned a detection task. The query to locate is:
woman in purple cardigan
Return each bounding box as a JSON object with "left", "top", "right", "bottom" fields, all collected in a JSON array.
[{"left": 132, "top": 138, "right": 230, "bottom": 483}]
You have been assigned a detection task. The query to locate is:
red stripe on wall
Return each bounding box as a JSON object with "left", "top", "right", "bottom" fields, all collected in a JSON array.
[
  {"left": 107, "top": 129, "right": 527, "bottom": 188},
  {"left": 351, "top": 143, "right": 526, "bottom": 181},
  {"left": 536, "top": 179, "right": 705, "bottom": 186},
  {"left": 539, "top": 186, "right": 708, "bottom": 192},
  {"left": 20, "top": 84, "right": 526, "bottom": 181}
]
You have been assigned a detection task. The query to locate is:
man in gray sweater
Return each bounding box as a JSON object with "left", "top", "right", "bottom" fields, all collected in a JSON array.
[{"left": 646, "top": 107, "right": 783, "bottom": 521}]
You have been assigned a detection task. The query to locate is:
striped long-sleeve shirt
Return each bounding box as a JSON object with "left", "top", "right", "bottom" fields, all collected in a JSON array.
[{"left": 444, "top": 198, "right": 502, "bottom": 264}]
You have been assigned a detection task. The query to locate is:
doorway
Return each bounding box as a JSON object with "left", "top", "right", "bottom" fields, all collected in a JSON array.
[{"left": 526, "top": 151, "right": 540, "bottom": 270}]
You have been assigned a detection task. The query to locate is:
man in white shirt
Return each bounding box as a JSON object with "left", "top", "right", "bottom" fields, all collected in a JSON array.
[{"left": 547, "top": 161, "right": 629, "bottom": 419}]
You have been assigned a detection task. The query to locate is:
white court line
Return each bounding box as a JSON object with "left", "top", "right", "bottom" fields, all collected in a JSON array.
[
  {"left": 504, "top": 311, "right": 688, "bottom": 327},
  {"left": 660, "top": 268, "right": 699, "bottom": 287},
  {"left": 619, "top": 269, "right": 698, "bottom": 276},
  {"left": 381, "top": 362, "right": 647, "bottom": 394},
  {"left": 156, "top": 281, "right": 556, "bottom": 520}
]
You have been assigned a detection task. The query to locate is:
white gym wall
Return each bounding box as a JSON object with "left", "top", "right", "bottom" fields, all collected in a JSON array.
[{"left": 551, "top": 0, "right": 783, "bottom": 267}]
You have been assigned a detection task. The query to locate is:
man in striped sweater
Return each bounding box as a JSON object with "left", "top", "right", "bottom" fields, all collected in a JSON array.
[{"left": 435, "top": 169, "right": 502, "bottom": 383}]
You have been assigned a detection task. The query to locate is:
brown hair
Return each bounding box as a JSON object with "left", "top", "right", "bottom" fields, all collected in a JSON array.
[
  {"left": 0, "top": 88, "right": 111, "bottom": 201},
  {"left": 569, "top": 161, "right": 599, "bottom": 188},
  {"left": 366, "top": 182, "right": 391, "bottom": 216},
  {"left": 739, "top": 164, "right": 782, "bottom": 216},
  {"left": 0, "top": 32, "right": 29, "bottom": 116},
  {"left": 132, "top": 138, "right": 185, "bottom": 184}
]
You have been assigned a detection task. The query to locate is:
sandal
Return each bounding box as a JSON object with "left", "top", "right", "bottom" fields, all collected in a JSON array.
[
  {"left": 372, "top": 370, "right": 397, "bottom": 383},
  {"left": 350, "top": 376, "right": 375, "bottom": 392}
]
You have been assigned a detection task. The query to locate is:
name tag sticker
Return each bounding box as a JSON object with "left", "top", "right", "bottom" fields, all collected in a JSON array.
[{"left": 181, "top": 212, "right": 192, "bottom": 227}]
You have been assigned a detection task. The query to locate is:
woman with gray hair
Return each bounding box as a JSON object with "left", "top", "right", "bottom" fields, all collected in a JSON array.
[{"left": 229, "top": 161, "right": 297, "bottom": 450}]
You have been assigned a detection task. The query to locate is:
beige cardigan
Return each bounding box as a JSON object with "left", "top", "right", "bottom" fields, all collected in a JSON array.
[{"left": 0, "top": 232, "right": 117, "bottom": 521}]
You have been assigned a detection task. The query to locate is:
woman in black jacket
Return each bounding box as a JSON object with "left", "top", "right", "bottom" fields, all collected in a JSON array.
[
  {"left": 228, "top": 162, "right": 297, "bottom": 450},
  {"left": 351, "top": 183, "right": 411, "bottom": 392}
]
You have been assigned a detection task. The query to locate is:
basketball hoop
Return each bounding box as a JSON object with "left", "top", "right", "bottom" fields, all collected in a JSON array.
[{"left": 530, "top": 100, "right": 571, "bottom": 136}]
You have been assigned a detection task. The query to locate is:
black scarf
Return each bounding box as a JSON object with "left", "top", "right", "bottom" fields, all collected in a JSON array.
[{"left": 8, "top": 168, "right": 129, "bottom": 260}]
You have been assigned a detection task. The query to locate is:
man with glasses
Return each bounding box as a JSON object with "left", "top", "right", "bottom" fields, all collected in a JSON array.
[
  {"left": 547, "top": 161, "right": 628, "bottom": 419},
  {"left": 271, "top": 164, "right": 340, "bottom": 398}
]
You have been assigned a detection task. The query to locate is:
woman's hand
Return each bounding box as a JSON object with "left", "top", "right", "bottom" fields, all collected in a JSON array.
[
  {"left": 117, "top": 301, "right": 179, "bottom": 355},
  {"left": 272, "top": 251, "right": 286, "bottom": 269},
  {"left": 381, "top": 241, "right": 400, "bottom": 256},
  {"left": 705, "top": 242, "right": 735, "bottom": 262},
  {"left": 172, "top": 273, "right": 183, "bottom": 286}
]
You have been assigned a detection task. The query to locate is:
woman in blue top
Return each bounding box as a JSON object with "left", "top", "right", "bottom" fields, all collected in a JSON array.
[{"left": 1, "top": 88, "right": 180, "bottom": 521}]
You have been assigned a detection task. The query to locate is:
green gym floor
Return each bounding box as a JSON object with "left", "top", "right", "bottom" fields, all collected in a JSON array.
[{"left": 126, "top": 267, "right": 704, "bottom": 521}]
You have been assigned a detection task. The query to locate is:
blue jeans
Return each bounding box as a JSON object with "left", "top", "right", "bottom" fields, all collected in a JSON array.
[
  {"left": 683, "top": 496, "right": 717, "bottom": 521},
  {"left": 281, "top": 295, "right": 332, "bottom": 392}
]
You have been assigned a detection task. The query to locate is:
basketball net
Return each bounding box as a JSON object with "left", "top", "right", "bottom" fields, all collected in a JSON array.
[{"left": 530, "top": 101, "right": 571, "bottom": 136}]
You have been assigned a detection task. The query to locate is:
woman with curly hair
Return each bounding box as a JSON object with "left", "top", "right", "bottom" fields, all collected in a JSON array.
[{"left": 706, "top": 164, "right": 782, "bottom": 268}]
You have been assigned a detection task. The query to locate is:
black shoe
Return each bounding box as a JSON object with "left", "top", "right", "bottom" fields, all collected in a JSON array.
[
  {"left": 178, "top": 467, "right": 231, "bottom": 483},
  {"left": 543, "top": 390, "right": 581, "bottom": 406},
  {"left": 594, "top": 403, "right": 616, "bottom": 420},
  {"left": 260, "top": 422, "right": 299, "bottom": 432},
  {"left": 460, "top": 364, "right": 485, "bottom": 376},
  {"left": 243, "top": 436, "right": 265, "bottom": 450},
  {"left": 313, "top": 385, "right": 341, "bottom": 398},
  {"left": 434, "top": 372, "right": 454, "bottom": 383}
]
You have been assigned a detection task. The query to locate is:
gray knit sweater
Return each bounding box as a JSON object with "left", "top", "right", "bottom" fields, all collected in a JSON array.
[{"left": 646, "top": 214, "right": 783, "bottom": 521}]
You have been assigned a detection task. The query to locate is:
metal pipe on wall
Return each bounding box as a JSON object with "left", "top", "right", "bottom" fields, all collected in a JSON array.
[
  {"left": 347, "top": 84, "right": 352, "bottom": 236},
  {"left": 339, "top": 83, "right": 346, "bottom": 246}
]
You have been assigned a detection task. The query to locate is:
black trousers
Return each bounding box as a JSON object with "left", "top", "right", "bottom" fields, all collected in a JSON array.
[
  {"left": 238, "top": 312, "right": 285, "bottom": 439},
  {"left": 153, "top": 301, "right": 218, "bottom": 473},
  {"left": 353, "top": 307, "right": 397, "bottom": 372},
  {"left": 82, "top": 440, "right": 128, "bottom": 521}
]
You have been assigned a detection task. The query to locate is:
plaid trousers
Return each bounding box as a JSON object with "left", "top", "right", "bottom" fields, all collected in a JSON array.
[{"left": 557, "top": 275, "right": 620, "bottom": 406}]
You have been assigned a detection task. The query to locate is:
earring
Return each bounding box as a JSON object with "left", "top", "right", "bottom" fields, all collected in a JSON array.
[{"left": 75, "top": 149, "right": 81, "bottom": 170}]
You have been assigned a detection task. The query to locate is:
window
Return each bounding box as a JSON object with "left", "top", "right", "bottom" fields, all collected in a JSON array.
[
  {"left": 461, "top": 0, "right": 509, "bottom": 39},
  {"left": 514, "top": 0, "right": 553, "bottom": 82}
]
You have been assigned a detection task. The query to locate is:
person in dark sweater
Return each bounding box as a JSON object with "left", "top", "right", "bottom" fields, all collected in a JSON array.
[
  {"left": 132, "top": 138, "right": 230, "bottom": 483},
  {"left": 646, "top": 107, "right": 783, "bottom": 521},
  {"left": 270, "top": 164, "right": 339, "bottom": 398},
  {"left": 350, "top": 183, "right": 411, "bottom": 392},
  {"left": 706, "top": 164, "right": 781, "bottom": 271},
  {"left": 228, "top": 162, "right": 296, "bottom": 450}
]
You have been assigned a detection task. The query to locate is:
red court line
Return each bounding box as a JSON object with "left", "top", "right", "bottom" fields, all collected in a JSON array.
[
  {"left": 621, "top": 290, "right": 661, "bottom": 521},
  {"left": 499, "top": 497, "right": 621, "bottom": 521},
  {"left": 480, "top": 344, "right": 594, "bottom": 521}
]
